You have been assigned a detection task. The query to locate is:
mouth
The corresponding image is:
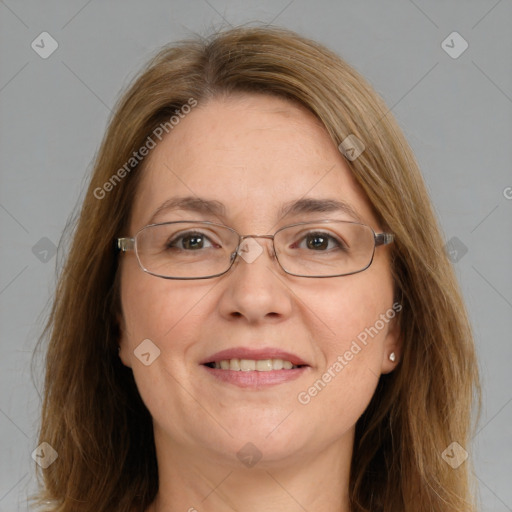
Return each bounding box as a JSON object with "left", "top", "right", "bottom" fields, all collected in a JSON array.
[
  {"left": 200, "top": 348, "right": 310, "bottom": 388},
  {"left": 203, "top": 358, "right": 305, "bottom": 371}
]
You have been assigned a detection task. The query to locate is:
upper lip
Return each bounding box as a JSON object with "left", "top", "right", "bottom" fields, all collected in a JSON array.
[{"left": 200, "top": 347, "right": 309, "bottom": 366}]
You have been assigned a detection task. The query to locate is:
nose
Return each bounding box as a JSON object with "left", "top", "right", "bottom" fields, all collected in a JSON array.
[{"left": 217, "top": 235, "right": 294, "bottom": 323}]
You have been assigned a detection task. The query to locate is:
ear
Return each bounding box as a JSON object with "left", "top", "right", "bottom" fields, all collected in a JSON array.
[
  {"left": 117, "top": 312, "right": 132, "bottom": 368},
  {"left": 380, "top": 310, "right": 402, "bottom": 375}
]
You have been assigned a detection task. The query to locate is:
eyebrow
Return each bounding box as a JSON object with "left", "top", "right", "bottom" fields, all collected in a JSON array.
[
  {"left": 278, "top": 197, "right": 362, "bottom": 222},
  {"left": 148, "top": 196, "right": 226, "bottom": 225},
  {"left": 147, "top": 195, "right": 362, "bottom": 225}
]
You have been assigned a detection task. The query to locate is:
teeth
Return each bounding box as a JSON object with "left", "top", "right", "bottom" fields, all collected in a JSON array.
[
  {"left": 240, "top": 359, "right": 256, "bottom": 371},
  {"left": 211, "top": 358, "right": 300, "bottom": 371},
  {"left": 273, "top": 358, "right": 283, "bottom": 370},
  {"left": 256, "top": 359, "right": 273, "bottom": 371}
]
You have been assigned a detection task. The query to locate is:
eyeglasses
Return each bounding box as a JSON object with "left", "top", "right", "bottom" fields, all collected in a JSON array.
[{"left": 116, "top": 220, "right": 394, "bottom": 279}]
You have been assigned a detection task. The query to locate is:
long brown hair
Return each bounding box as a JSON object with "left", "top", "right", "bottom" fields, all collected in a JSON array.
[{"left": 34, "top": 26, "right": 481, "bottom": 511}]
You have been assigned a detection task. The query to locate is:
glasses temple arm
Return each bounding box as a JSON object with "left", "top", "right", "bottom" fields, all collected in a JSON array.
[
  {"left": 374, "top": 233, "right": 394, "bottom": 246},
  {"left": 117, "top": 237, "right": 135, "bottom": 252}
]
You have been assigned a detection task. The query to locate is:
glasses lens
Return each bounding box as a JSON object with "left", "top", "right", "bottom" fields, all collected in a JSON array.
[
  {"left": 135, "top": 222, "right": 238, "bottom": 278},
  {"left": 274, "top": 221, "right": 376, "bottom": 277}
]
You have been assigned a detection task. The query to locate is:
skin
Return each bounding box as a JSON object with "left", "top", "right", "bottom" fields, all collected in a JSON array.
[{"left": 118, "top": 93, "right": 401, "bottom": 512}]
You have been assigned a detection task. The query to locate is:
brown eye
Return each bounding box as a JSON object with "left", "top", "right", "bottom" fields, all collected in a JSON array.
[
  {"left": 182, "top": 234, "right": 205, "bottom": 250},
  {"left": 295, "top": 231, "right": 345, "bottom": 251},
  {"left": 306, "top": 233, "right": 330, "bottom": 250},
  {"left": 167, "top": 232, "right": 213, "bottom": 250}
]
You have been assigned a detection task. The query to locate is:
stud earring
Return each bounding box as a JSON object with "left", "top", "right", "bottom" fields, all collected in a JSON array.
[{"left": 389, "top": 352, "right": 396, "bottom": 362}]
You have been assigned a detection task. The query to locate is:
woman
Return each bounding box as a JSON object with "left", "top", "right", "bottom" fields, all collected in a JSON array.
[{"left": 35, "top": 26, "right": 481, "bottom": 511}]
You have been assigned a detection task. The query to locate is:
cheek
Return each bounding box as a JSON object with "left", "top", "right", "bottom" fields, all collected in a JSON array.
[
  {"left": 304, "top": 269, "right": 394, "bottom": 353},
  {"left": 118, "top": 266, "right": 212, "bottom": 426},
  {"left": 295, "top": 269, "right": 395, "bottom": 409},
  {"left": 119, "top": 261, "right": 210, "bottom": 354}
]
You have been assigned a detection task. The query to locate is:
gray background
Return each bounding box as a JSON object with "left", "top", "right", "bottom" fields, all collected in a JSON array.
[{"left": 1, "top": 0, "right": 511, "bottom": 510}]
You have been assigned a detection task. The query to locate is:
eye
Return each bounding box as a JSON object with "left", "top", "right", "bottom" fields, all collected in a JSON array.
[
  {"left": 294, "top": 231, "right": 346, "bottom": 251},
  {"left": 166, "top": 231, "right": 218, "bottom": 251}
]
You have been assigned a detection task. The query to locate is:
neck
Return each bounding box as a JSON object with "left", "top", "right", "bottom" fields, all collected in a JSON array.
[{"left": 146, "top": 426, "right": 354, "bottom": 512}]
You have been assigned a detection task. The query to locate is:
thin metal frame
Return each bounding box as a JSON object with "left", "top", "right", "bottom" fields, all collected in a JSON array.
[{"left": 117, "top": 219, "right": 394, "bottom": 280}]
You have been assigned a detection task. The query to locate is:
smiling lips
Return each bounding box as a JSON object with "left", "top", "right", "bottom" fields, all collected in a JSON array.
[
  {"left": 206, "top": 358, "right": 299, "bottom": 370},
  {"left": 201, "top": 347, "right": 310, "bottom": 388}
]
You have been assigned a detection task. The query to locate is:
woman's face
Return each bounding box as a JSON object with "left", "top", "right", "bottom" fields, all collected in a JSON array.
[{"left": 119, "top": 93, "right": 400, "bottom": 468}]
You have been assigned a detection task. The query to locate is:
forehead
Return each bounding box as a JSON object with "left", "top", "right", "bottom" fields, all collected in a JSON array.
[{"left": 129, "top": 94, "right": 378, "bottom": 232}]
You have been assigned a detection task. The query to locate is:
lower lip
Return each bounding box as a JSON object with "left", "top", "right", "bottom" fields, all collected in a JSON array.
[{"left": 201, "top": 365, "right": 309, "bottom": 388}]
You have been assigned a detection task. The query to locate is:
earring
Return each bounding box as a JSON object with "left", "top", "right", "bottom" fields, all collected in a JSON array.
[{"left": 389, "top": 352, "right": 396, "bottom": 362}]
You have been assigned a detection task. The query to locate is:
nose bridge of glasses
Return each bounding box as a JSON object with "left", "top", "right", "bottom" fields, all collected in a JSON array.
[{"left": 239, "top": 234, "right": 275, "bottom": 242}]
